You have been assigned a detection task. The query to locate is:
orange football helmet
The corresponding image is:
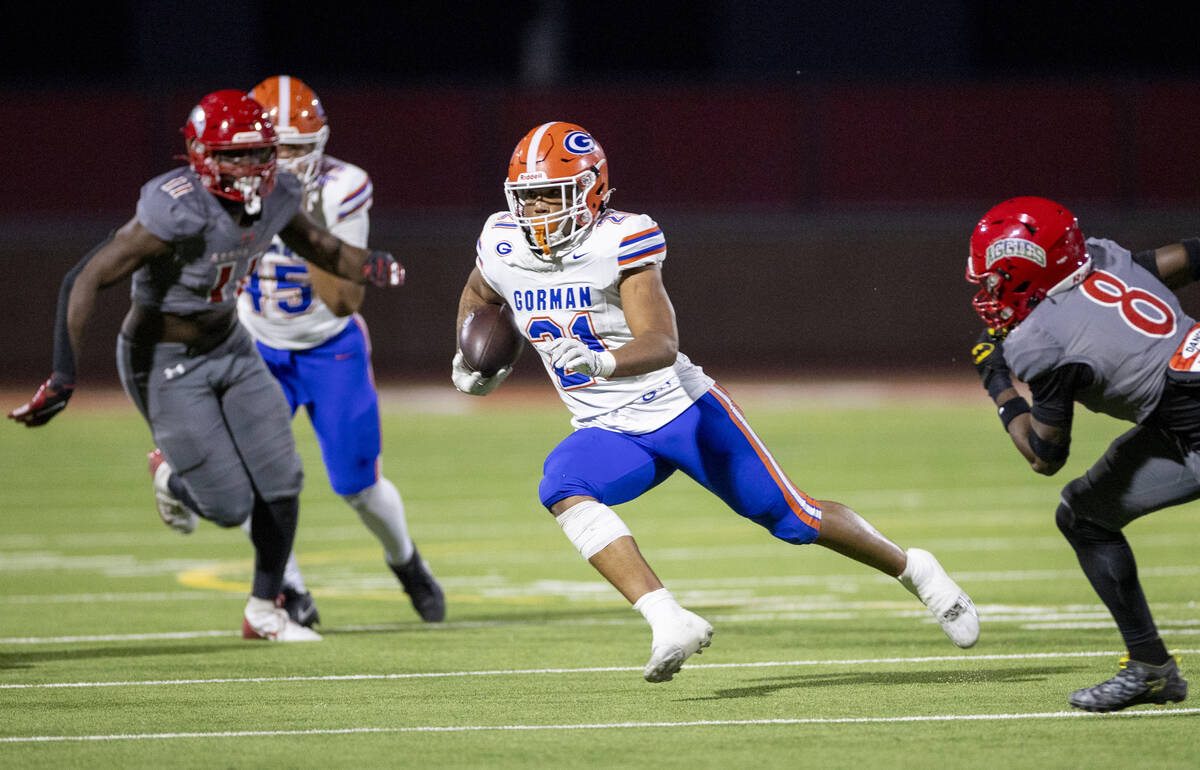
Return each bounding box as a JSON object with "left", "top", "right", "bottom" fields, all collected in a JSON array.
[
  {"left": 248, "top": 75, "right": 329, "bottom": 190},
  {"left": 504, "top": 122, "right": 612, "bottom": 258}
]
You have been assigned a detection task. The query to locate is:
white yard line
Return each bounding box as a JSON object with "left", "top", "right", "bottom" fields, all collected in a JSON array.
[
  {"left": 2, "top": 603, "right": 1197, "bottom": 644},
  {"left": 3, "top": 707, "right": 1198, "bottom": 743},
  {"left": 3, "top": 648, "right": 1198, "bottom": 690}
]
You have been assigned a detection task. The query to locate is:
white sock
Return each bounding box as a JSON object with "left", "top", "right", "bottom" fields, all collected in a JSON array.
[
  {"left": 897, "top": 547, "right": 929, "bottom": 598},
  {"left": 633, "top": 588, "right": 682, "bottom": 629},
  {"left": 345, "top": 477, "right": 415, "bottom": 567},
  {"left": 241, "top": 517, "right": 308, "bottom": 594},
  {"left": 245, "top": 596, "right": 276, "bottom": 616}
]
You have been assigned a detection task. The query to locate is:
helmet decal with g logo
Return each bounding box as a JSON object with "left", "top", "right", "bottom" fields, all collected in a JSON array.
[{"left": 563, "top": 131, "right": 596, "bottom": 155}]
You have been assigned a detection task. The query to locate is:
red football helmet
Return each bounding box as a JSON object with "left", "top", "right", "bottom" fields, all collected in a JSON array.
[
  {"left": 966, "top": 196, "right": 1092, "bottom": 332},
  {"left": 182, "top": 90, "right": 278, "bottom": 214},
  {"left": 504, "top": 122, "right": 612, "bottom": 258},
  {"left": 248, "top": 75, "right": 329, "bottom": 192}
]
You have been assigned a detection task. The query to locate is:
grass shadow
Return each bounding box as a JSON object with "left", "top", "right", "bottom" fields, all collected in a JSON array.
[
  {"left": 686, "top": 665, "right": 1079, "bottom": 700},
  {"left": 0, "top": 642, "right": 244, "bottom": 669}
]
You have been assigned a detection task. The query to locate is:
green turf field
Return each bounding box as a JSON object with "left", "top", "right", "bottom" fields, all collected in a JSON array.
[{"left": 1, "top": 383, "right": 1197, "bottom": 768}]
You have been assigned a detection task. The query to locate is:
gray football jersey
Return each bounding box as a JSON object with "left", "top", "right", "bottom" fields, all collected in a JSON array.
[
  {"left": 1005, "top": 237, "right": 1194, "bottom": 423},
  {"left": 131, "top": 169, "right": 303, "bottom": 314}
]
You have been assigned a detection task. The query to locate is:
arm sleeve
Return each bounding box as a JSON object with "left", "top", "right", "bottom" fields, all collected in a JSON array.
[
  {"left": 52, "top": 231, "right": 117, "bottom": 383},
  {"left": 1027, "top": 362, "right": 1094, "bottom": 428},
  {"left": 1132, "top": 249, "right": 1163, "bottom": 280}
]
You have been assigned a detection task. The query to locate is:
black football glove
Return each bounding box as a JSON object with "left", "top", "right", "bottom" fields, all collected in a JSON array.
[
  {"left": 363, "top": 250, "right": 405, "bottom": 287},
  {"left": 971, "top": 329, "right": 1013, "bottom": 399},
  {"left": 8, "top": 374, "right": 74, "bottom": 427}
]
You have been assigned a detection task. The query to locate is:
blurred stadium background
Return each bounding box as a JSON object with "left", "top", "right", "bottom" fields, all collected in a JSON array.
[{"left": 5, "top": 1, "right": 1200, "bottom": 386}]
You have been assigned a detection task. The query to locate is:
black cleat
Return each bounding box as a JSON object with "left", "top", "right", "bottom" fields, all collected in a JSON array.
[
  {"left": 278, "top": 587, "right": 321, "bottom": 628},
  {"left": 390, "top": 546, "right": 445, "bottom": 622},
  {"left": 1068, "top": 656, "right": 1187, "bottom": 713}
]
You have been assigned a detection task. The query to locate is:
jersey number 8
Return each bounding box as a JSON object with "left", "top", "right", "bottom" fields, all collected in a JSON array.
[{"left": 1081, "top": 269, "right": 1176, "bottom": 338}]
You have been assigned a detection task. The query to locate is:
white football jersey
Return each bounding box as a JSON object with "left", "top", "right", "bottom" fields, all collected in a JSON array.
[
  {"left": 238, "top": 155, "right": 373, "bottom": 349},
  {"left": 475, "top": 210, "right": 714, "bottom": 433}
]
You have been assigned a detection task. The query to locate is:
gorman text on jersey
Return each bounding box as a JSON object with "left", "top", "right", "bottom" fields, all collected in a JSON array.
[{"left": 511, "top": 285, "right": 593, "bottom": 312}]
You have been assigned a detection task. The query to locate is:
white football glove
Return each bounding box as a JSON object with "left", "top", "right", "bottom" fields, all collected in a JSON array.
[
  {"left": 543, "top": 338, "right": 617, "bottom": 378},
  {"left": 451, "top": 350, "right": 511, "bottom": 396}
]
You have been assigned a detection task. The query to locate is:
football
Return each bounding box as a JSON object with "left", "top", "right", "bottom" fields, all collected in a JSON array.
[{"left": 459, "top": 303, "right": 524, "bottom": 377}]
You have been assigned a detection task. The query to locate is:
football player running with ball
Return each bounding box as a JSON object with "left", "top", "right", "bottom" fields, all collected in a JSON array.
[
  {"left": 8, "top": 90, "right": 404, "bottom": 642},
  {"left": 453, "top": 121, "right": 980, "bottom": 683},
  {"left": 967, "top": 196, "right": 1190, "bottom": 712},
  {"left": 224, "top": 75, "right": 442, "bottom": 626}
]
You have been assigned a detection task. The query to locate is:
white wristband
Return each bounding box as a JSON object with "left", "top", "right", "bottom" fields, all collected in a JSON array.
[{"left": 594, "top": 351, "right": 617, "bottom": 378}]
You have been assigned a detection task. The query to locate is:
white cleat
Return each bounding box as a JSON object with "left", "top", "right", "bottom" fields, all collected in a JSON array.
[
  {"left": 899, "top": 547, "right": 979, "bottom": 648},
  {"left": 147, "top": 449, "right": 197, "bottom": 534},
  {"left": 242, "top": 599, "right": 323, "bottom": 642},
  {"left": 643, "top": 609, "right": 714, "bottom": 683}
]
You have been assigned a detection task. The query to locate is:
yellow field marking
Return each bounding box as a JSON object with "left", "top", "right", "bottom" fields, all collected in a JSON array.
[{"left": 174, "top": 549, "right": 550, "bottom": 605}]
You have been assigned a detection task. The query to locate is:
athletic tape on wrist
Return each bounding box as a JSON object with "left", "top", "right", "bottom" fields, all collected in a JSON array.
[
  {"left": 556, "top": 500, "right": 632, "bottom": 560},
  {"left": 595, "top": 351, "right": 617, "bottom": 378}
]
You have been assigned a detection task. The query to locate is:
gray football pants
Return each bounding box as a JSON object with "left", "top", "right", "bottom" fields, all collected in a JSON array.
[
  {"left": 1061, "top": 423, "right": 1200, "bottom": 529},
  {"left": 117, "top": 324, "right": 303, "bottom": 526}
]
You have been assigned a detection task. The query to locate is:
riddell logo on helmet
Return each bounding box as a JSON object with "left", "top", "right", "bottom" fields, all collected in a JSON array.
[
  {"left": 985, "top": 238, "right": 1046, "bottom": 269},
  {"left": 518, "top": 172, "right": 548, "bottom": 182}
]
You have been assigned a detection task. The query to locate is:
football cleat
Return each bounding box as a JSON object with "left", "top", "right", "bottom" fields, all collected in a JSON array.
[
  {"left": 242, "top": 597, "right": 323, "bottom": 642},
  {"left": 899, "top": 547, "right": 980, "bottom": 648},
  {"left": 1068, "top": 656, "right": 1187, "bottom": 713},
  {"left": 643, "top": 609, "right": 714, "bottom": 683},
  {"left": 147, "top": 449, "right": 197, "bottom": 535},
  {"left": 278, "top": 587, "right": 321, "bottom": 628},
  {"left": 390, "top": 546, "right": 446, "bottom": 622}
]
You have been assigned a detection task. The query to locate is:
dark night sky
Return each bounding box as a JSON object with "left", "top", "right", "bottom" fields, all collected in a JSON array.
[{"left": 6, "top": 2, "right": 1200, "bottom": 89}]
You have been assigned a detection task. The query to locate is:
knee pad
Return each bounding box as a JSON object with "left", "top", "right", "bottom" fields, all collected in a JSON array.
[{"left": 556, "top": 500, "right": 632, "bottom": 560}]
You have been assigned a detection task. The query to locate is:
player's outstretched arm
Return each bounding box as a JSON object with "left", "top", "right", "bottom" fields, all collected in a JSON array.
[
  {"left": 308, "top": 265, "right": 365, "bottom": 317},
  {"left": 971, "top": 329, "right": 1069, "bottom": 475},
  {"left": 278, "top": 212, "right": 403, "bottom": 288},
  {"left": 1134, "top": 239, "right": 1200, "bottom": 290},
  {"left": 8, "top": 217, "right": 167, "bottom": 427}
]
